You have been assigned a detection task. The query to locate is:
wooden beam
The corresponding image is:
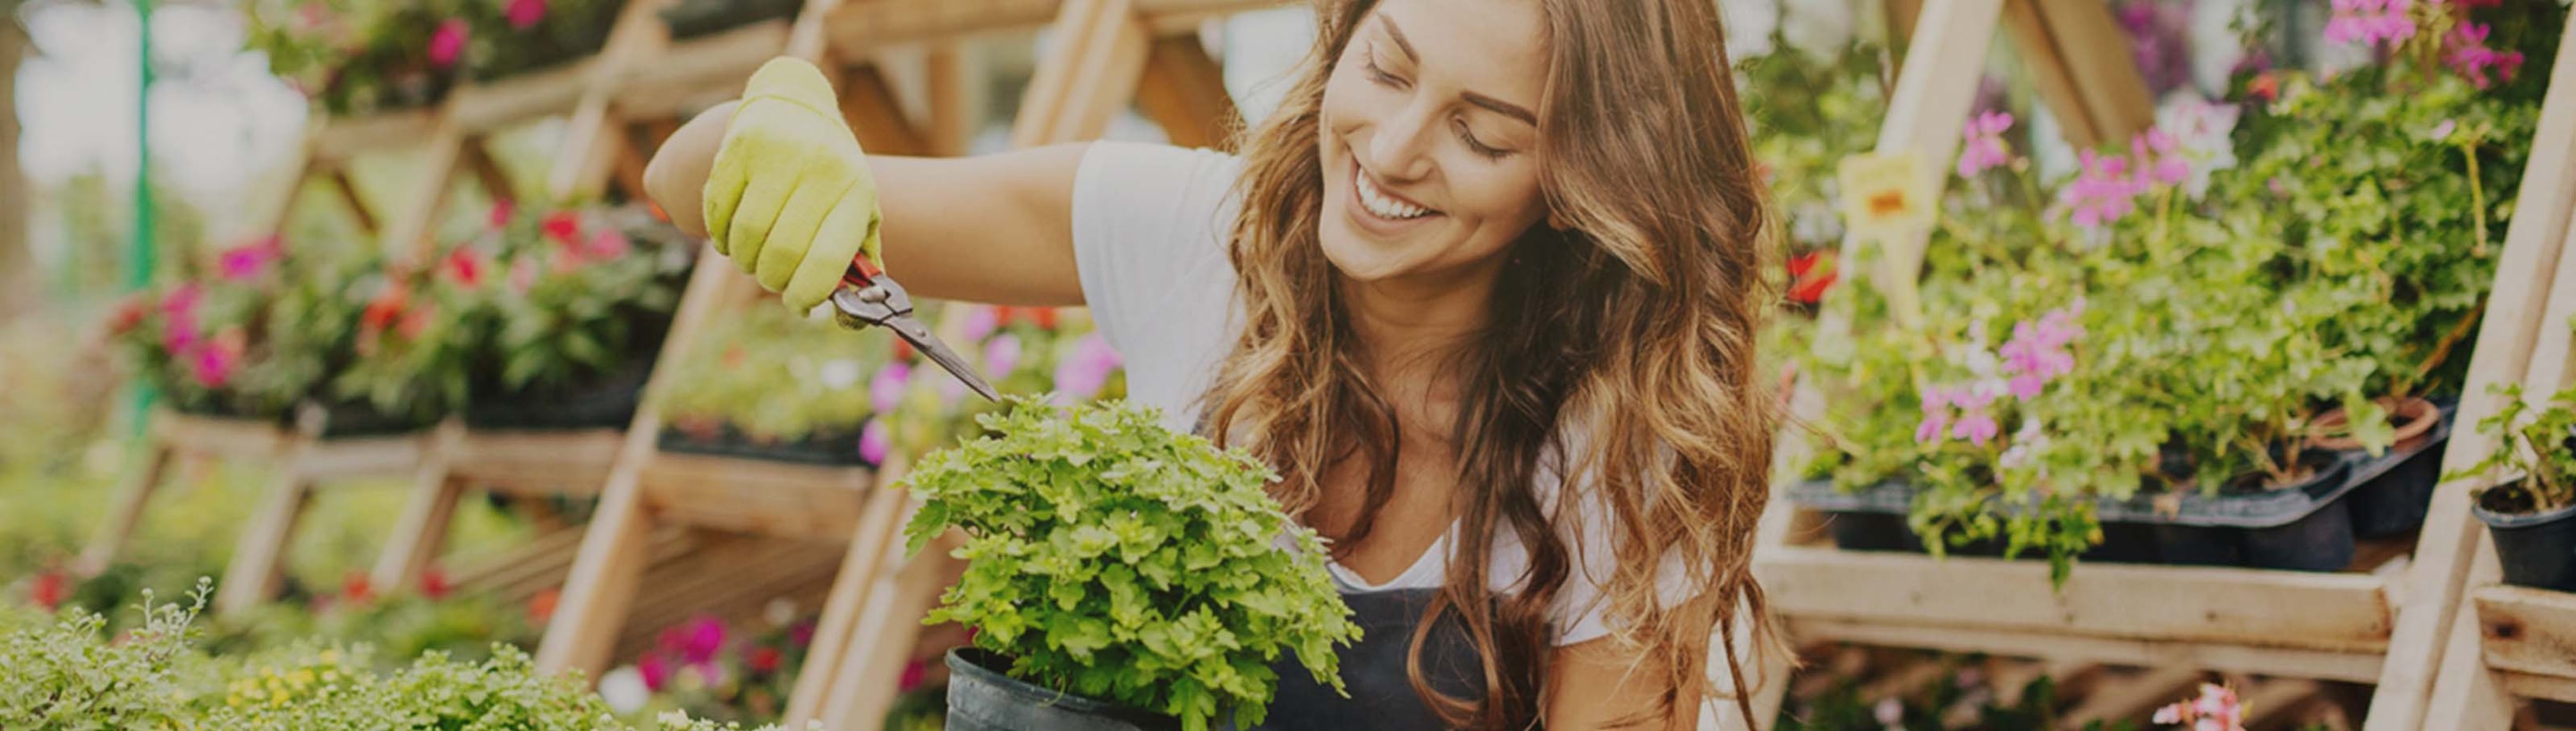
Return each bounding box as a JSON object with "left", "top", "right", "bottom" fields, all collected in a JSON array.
[
  {"left": 215, "top": 437, "right": 316, "bottom": 615},
  {"left": 448, "top": 59, "right": 601, "bottom": 134},
  {"left": 784, "top": 459, "right": 915, "bottom": 726},
  {"left": 378, "top": 123, "right": 469, "bottom": 265},
  {"left": 840, "top": 64, "right": 932, "bottom": 156},
  {"left": 1135, "top": 35, "right": 1239, "bottom": 150},
  {"left": 372, "top": 423, "right": 469, "bottom": 594},
  {"left": 1013, "top": 0, "right": 1153, "bottom": 148},
  {"left": 73, "top": 425, "right": 175, "bottom": 575},
  {"left": 1758, "top": 547, "right": 2395, "bottom": 653},
  {"left": 2372, "top": 16, "right": 2576, "bottom": 729},
  {"left": 924, "top": 42, "right": 976, "bottom": 156},
  {"left": 818, "top": 531, "right": 965, "bottom": 729},
  {"left": 2000, "top": 0, "right": 2151, "bottom": 149},
  {"left": 617, "top": 21, "right": 791, "bottom": 121},
  {"left": 1786, "top": 618, "right": 2387, "bottom": 684}
]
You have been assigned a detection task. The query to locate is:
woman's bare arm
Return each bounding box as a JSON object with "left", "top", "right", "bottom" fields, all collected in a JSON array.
[{"left": 644, "top": 101, "right": 1090, "bottom": 306}]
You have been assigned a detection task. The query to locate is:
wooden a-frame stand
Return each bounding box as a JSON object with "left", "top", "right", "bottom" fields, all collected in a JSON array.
[
  {"left": 1729, "top": 3, "right": 2576, "bottom": 731},
  {"left": 513, "top": 4, "right": 1258, "bottom": 728},
  {"left": 2407, "top": 16, "right": 2576, "bottom": 730}
]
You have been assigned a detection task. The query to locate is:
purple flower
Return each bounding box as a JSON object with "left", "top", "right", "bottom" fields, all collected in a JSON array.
[
  {"left": 189, "top": 340, "right": 239, "bottom": 387},
  {"left": 2060, "top": 150, "right": 2142, "bottom": 232},
  {"left": 674, "top": 616, "right": 727, "bottom": 666},
  {"left": 959, "top": 306, "right": 1001, "bottom": 343},
  {"left": 1997, "top": 302, "right": 2085, "bottom": 400},
  {"left": 1054, "top": 334, "right": 1123, "bottom": 400},
  {"left": 428, "top": 20, "right": 468, "bottom": 69},
  {"left": 984, "top": 334, "right": 1023, "bottom": 378},
  {"left": 869, "top": 361, "right": 911, "bottom": 414},
  {"left": 2131, "top": 129, "right": 2190, "bottom": 188},
  {"left": 1956, "top": 111, "right": 2015, "bottom": 178},
  {"left": 2324, "top": 0, "right": 2416, "bottom": 48},
  {"left": 859, "top": 418, "right": 891, "bottom": 464}
]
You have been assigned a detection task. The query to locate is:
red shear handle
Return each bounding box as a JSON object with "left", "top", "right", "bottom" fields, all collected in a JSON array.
[{"left": 841, "top": 251, "right": 885, "bottom": 288}]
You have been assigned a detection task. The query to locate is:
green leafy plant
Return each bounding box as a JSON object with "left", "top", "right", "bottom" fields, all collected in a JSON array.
[
  {"left": 2450, "top": 382, "right": 2576, "bottom": 515},
  {"left": 106, "top": 236, "right": 374, "bottom": 421},
  {"left": 0, "top": 581, "right": 215, "bottom": 729},
  {"left": 660, "top": 304, "right": 888, "bottom": 446},
  {"left": 457, "top": 0, "right": 628, "bottom": 81},
  {"left": 902, "top": 398, "right": 1360, "bottom": 730},
  {"left": 242, "top": 0, "right": 464, "bottom": 115}
]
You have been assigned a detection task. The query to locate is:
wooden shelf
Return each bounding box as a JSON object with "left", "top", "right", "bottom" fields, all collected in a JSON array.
[
  {"left": 450, "top": 58, "right": 609, "bottom": 133},
  {"left": 615, "top": 20, "right": 792, "bottom": 119},
  {"left": 445, "top": 428, "right": 627, "bottom": 496},
  {"left": 2473, "top": 583, "right": 2576, "bottom": 701},
  {"left": 312, "top": 109, "right": 444, "bottom": 162},
  {"left": 640, "top": 452, "right": 877, "bottom": 542}
]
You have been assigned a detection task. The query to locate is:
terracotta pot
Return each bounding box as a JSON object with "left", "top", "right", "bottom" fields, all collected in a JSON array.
[{"left": 2309, "top": 395, "right": 2441, "bottom": 453}]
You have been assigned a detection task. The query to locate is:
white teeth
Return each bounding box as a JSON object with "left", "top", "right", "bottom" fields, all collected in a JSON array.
[{"left": 1356, "top": 171, "right": 1430, "bottom": 220}]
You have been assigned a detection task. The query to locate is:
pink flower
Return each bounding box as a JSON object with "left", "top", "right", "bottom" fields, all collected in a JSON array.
[
  {"left": 674, "top": 616, "right": 727, "bottom": 666},
  {"left": 541, "top": 212, "right": 582, "bottom": 247},
  {"left": 869, "top": 361, "right": 911, "bottom": 413},
  {"left": 2060, "top": 149, "right": 2142, "bottom": 232},
  {"left": 488, "top": 199, "right": 516, "bottom": 229},
  {"left": 584, "top": 227, "right": 631, "bottom": 260},
  {"left": 933, "top": 370, "right": 968, "bottom": 406},
  {"left": 1915, "top": 387, "right": 1954, "bottom": 445},
  {"left": 1054, "top": 333, "right": 1123, "bottom": 400},
  {"left": 859, "top": 418, "right": 891, "bottom": 464},
  {"left": 2131, "top": 129, "right": 2190, "bottom": 188},
  {"left": 1952, "top": 408, "right": 2000, "bottom": 446},
  {"left": 959, "top": 306, "right": 1001, "bottom": 344},
  {"left": 1997, "top": 302, "right": 2085, "bottom": 399},
  {"left": 984, "top": 333, "right": 1022, "bottom": 377},
  {"left": 428, "top": 20, "right": 468, "bottom": 69},
  {"left": 2155, "top": 684, "right": 2248, "bottom": 731},
  {"left": 504, "top": 0, "right": 547, "bottom": 30},
  {"left": 2446, "top": 22, "right": 2525, "bottom": 89},
  {"left": 509, "top": 256, "right": 538, "bottom": 294},
  {"left": 190, "top": 336, "right": 241, "bottom": 387},
  {"left": 444, "top": 247, "right": 488, "bottom": 288},
  {"left": 1957, "top": 111, "right": 2015, "bottom": 178},
  {"left": 2323, "top": 0, "right": 2415, "bottom": 48},
  {"left": 217, "top": 236, "right": 285, "bottom": 282},
  {"left": 637, "top": 654, "right": 672, "bottom": 692}
]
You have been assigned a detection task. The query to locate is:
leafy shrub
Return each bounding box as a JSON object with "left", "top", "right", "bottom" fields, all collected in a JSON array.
[
  {"left": 2451, "top": 382, "right": 2576, "bottom": 514},
  {"left": 902, "top": 398, "right": 1359, "bottom": 730}
]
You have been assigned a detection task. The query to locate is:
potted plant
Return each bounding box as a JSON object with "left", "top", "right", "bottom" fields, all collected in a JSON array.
[
  {"left": 330, "top": 250, "right": 483, "bottom": 424},
  {"left": 902, "top": 399, "right": 1360, "bottom": 730},
  {"left": 243, "top": 0, "right": 463, "bottom": 116},
  {"left": 2452, "top": 383, "right": 2576, "bottom": 591},
  {"left": 458, "top": 0, "right": 629, "bottom": 81},
  {"left": 657, "top": 304, "right": 890, "bottom": 466},
  {"left": 458, "top": 202, "right": 690, "bottom": 430}
]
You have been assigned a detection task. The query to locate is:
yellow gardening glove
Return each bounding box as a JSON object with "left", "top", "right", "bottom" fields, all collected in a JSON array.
[{"left": 703, "top": 57, "right": 883, "bottom": 311}]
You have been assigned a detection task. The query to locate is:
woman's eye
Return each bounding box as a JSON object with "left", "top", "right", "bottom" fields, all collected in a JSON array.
[
  {"left": 1454, "top": 121, "right": 1510, "bottom": 159},
  {"left": 1362, "top": 46, "right": 1403, "bottom": 87}
]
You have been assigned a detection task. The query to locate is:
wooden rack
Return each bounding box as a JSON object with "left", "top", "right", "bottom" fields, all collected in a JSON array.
[{"left": 1732, "top": 4, "right": 2576, "bottom": 731}]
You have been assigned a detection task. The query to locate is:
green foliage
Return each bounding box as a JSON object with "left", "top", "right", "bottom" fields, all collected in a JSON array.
[
  {"left": 660, "top": 304, "right": 887, "bottom": 443},
  {"left": 455, "top": 0, "right": 627, "bottom": 81},
  {"left": 242, "top": 0, "right": 462, "bottom": 115},
  {"left": 1737, "top": 38, "right": 1888, "bottom": 252},
  {"left": 902, "top": 399, "right": 1360, "bottom": 731},
  {"left": 1, "top": 582, "right": 809, "bottom": 730},
  {"left": 1775, "top": 657, "right": 2134, "bottom": 731},
  {"left": 106, "top": 236, "right": 376, "bottom": 421},
  {"left": 2451, "top": 382, "right": 2576, "bottom": 514}
]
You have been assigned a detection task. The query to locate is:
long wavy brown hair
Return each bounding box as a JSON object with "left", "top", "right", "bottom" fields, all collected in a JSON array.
[{"left": 1199, "top": 0, "right": 1783, "bottom": 727}]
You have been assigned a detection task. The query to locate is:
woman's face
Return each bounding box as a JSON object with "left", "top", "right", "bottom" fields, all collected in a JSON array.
[{"left": 1316, "top": 0, "right": 1551, "bottom": 285}]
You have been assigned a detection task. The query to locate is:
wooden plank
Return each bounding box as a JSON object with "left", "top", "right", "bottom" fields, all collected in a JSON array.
[
  {"left": 2426, "top": 542, "right": 2518, "bottom": 731},
  {"left": 826, "top": 0, "right": 1062, "bottom": 56},
  {"left": 296, "top": 435, "right": 426, "bottom": 480},
  {"left": 840, "top": 64, "right": 932, "bottom": 156},
  {"left": 2372, "top": 17, "right": 2576, "bottom": 729},
  {"left": 924, "top": 42, "right": 975, "bottom": 156},
  {"left": 1134, "top": 35, "right": 1239, "bottom": 150},
  {"left": 314, "top": 109, "right": 441, "bottom": 162},
  {"left": 818, "top": 531, "right": 965, "bottom": 730},
  {"left": 617, "top": 20, "right": 790, "bottom": 120},
  {"left": 2501, "top": 670, "right": 2576, "bottom": 704},
  {"left": 448, "top": 58, "right": 602, "bottom": 133},
  {"left": 2061, "top": 667, "right": 2204, "bottom": 728},
  {"left": 328, "top": 169, "right": 379, "bottom": 234},
  {"left": 2000, "top": 0, "right": 2101, "bottom": 149},
  {"left": 154, "top": 410, "right": 289, "bottom": 455},
  {"left": 2474, "top": 584, "right": 2576, "bottom": 683},
  {"left": 786, "top": 458, "right": 914, "bottom": 727},
  {"left": 1042, "top": 0, "right": 1152, "bottom": 144},
  {"left": 74, "top": 439, "right": 174, "bottom": 574},
  {"left": 216, "top": 433, "right": 318, "bottom": 615},
  {"left": 1786, "top": 618, "right": 2387, "bottom": 684},
  {"left": 1758, "top": 547, "right": 2395, "bottom": 653},
  {"left": 372, "top": 426, "right": 469, "bottom": 594},
  {"left": 2036, "top": 0, "right": 2152, "bottom": 145}
]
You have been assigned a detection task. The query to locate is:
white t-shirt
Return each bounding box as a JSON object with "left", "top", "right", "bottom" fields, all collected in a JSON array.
[{"left": 1071, "top": 141, "right": 1679, "bottom": 647}]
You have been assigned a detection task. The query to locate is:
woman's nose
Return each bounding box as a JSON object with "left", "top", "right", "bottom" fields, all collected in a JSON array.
[{"left": 1362, "top": 100, "right": 1438, "bottom": 182}]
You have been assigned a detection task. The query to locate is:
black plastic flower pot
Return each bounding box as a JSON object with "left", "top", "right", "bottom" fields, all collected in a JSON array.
[
  {"left": 308, "top": 397, "right": 441, "bottom": 439},
  {"left": 462, "top": 359, "right": 654, "bottom": 431},
  {"left": 655, "top": 423, "right": 876, "bottom": 467},
  {"left": 2338, "top": 398, "right": 2458, "bottom": 538},
  {"left": 2240, "top": 497, "right": 2356, "bottom": 571},
  {"left": 1823, "top": 510, "right": 1921, "bottom": 553},
  {"left": 659, "top": 0, "right": 801, "bottom": 39},
  {"left": 2473, "top": 481, "right": 2576, "bottom": 591},
  {"left": 945, "top": 648, "right": 1179, "bottom": 731}
]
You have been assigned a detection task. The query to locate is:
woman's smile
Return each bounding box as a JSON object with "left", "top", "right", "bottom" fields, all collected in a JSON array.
[{"left": 1348, "top": 163, "right": 1443, "bottom": 231}]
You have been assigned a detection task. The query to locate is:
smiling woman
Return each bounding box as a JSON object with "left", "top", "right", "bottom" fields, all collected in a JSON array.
[{"left": 642, "top": 0, "right": 1779, "bottom": 727}]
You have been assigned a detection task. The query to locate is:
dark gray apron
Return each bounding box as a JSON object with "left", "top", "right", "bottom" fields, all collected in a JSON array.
[{"left": 1248, "top": 588, "right": 1525, "bottom": 731}]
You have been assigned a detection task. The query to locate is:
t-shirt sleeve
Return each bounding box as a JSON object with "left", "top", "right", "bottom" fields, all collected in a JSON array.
[
  {"left": 1549, "top": 476, "right": 1703, "bottom": 647},
  {"left": 1069, "top": 141, "right": 1245, "bottom": 378}
]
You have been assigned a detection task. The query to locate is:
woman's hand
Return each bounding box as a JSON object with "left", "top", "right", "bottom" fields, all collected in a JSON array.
[
  {"left": 692, "top": 58, "right": 884, "bottom": 311},
  {"left": 643, "top": 59, "right": 1095, "bottom": 308}
]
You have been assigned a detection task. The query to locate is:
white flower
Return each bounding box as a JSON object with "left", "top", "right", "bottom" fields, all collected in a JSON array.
[
  {"left": 818, "top": 359, "right": 864, "bottom": 389},
  {"left": 598, "top": 667, "right": 650, "bottom": 714},
  {"left": 2154, "top": 94, "right": 2241, "bottom": 200},
  {"left": 766, "top": 598, "right": 799, "bottom": 626}
]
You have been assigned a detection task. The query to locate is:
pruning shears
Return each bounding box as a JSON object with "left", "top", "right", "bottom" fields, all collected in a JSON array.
[{"left": 828, "top": 253, "right": 1003, "bottom": 402}]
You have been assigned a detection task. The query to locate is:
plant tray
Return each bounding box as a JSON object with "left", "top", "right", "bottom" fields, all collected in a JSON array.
[
  {"left": 306, "top": 398, "right": 442, "bottom": 439},
  {"left": 1789, "top": 400, "right": 2456, "bottom": 571},
  {"left": 659, "top": 0, "right": 800, "bottom": 40},
  {"left": 654, "top": 424, "right": 875, "bottom": 468},
  {"left": 462, "top": 361, "right": 652, "bottom": 431}
]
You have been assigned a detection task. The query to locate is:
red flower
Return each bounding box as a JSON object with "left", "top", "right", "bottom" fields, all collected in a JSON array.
[
  {"left": 892, "top": 338, "right": 917, "bottom": 363},
  {"left": 541, "top": 212, "right": 583, "bottom": 247},
  {"left": 362, "top": 281, "right": 411, "bottom": 332},
  {"left": 30, "top": 571, "right": 68, "bottom": 611},
  {"left": 1787, "top": 251, "right": 1838, "bottom": 304},
  {"left": 529, "top": 588, "right": 561, "bottom": 623},
  {"left": 419, "top": 567, "right": 451, "bottom": 599},
  {"left": 445, "top": 248, "right": 487, "bottom": 287},
  {"left": 341, "top": 572, "right": 373, "bottom": 603},
  {"left": 747, "top": 646, "right": 782, "bottom": 674},
  {"left": 106, "top": 295, "right": 151, "bottom": 336},
  {"left": 2247, "top": 72, "right": 2280, "bottom": 102}
]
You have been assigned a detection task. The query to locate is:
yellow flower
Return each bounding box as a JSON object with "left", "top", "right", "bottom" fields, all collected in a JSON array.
[
  {"left": 1835, "top": 150, "right": 1936, "bottom": 243},
  {"left": 318, "top": 649, "right": 340, "bottom": 665}
]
